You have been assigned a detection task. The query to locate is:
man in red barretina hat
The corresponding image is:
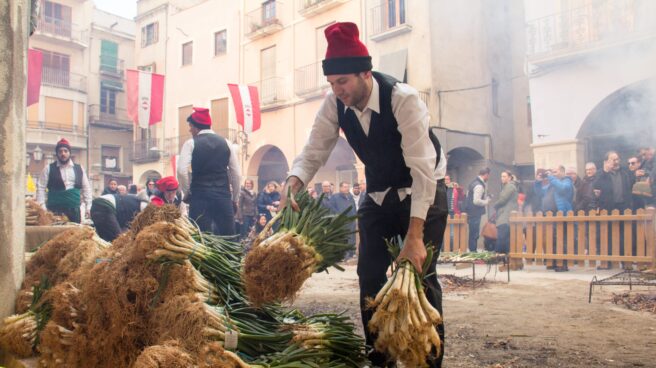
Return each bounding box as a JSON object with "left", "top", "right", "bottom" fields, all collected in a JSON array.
[
  {"left": 177, "top": 107, "right": 241, "bottom": 235},
  {"left": 279, "top": 22, "right": 447, "bottom": 367},
  {"left": 36, "top": 137, "right": 92, "bottom": 223}
]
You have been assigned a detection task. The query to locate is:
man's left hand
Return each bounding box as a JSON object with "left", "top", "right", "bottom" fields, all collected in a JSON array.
[{"left": 396, "top": 233, "right": 427, "bottom": 274}]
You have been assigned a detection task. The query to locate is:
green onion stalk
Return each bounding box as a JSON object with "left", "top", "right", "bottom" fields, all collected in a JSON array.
[
  {"left": 243, "top": 191, "right": 357, "bottom": 306},
  {"left": 367, "top": 238, "right": 442, "bottom": 368},
  {"left": 201, "top": 303, "right": 293, "bottom": 359},
  {"left": 143, "top": 219, "right": 246, "bottom": 305},
  {"left": 248, "top": 344, "right": 359, "bottom": 368},
  {"left": 285, "top": 313, "right": 366, "bottom": 367},
  {"left": 0, "top": 276, "right": 52, "bottom": 357}
]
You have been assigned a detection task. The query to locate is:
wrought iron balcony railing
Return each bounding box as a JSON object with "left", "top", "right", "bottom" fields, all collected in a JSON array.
[
  {"left": 42, "top": 68, "right": 87, "bottom": 92},
  {"left": 294, "top": 61, "right": 328, "bottom": 96},
  {"left": 244, "top": 1, "right": 285, "bottom": 39}
]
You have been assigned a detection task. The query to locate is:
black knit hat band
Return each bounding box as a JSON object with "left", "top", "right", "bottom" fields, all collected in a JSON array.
[{"left": 322, "top": 56, "right": 372, "bottom": 76}]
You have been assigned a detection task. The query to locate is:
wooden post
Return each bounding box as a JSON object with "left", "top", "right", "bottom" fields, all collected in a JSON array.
[
  {"left": 600, "top": 210, "right": 609, "bottom": 269},
  {"left": 576, "top": 210, "right": 586, "bottom": 267},
  {"left": 611, "top": 209, "right": 621, "bottom": 268},
  {"left": 526, "top": 211, "right": 535, "bottom": 265}
]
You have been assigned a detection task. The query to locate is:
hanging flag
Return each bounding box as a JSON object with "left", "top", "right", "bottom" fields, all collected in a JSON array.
[
  {"left": 227, "top": 84, "right": 261, "bottom": 133},
  {"left": 27, "top": 49, "right": 42, "bottom": 107},
  {"left": 126, "top": 69, "right": 164, "bottom": 129}
]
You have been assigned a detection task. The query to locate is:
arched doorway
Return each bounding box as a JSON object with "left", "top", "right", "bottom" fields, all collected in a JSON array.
[
  {"left": 139, "top": 170, "right": 162, "bottom": 185},
  {"left": 446, "top": 147, "right": 485, "bottom": 188},
  {"left": 577, "top": 78, "right": 656, "bottom": 167},
  {"left": 248, "top": 145, "right": 289, "bottom": 190},
  {"left": 313, "top": 137, "right": 358, "bottom": 192}
]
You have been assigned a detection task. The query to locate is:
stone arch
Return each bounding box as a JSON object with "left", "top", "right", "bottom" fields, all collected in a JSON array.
[
  {"left": 247, "top": 145, "right": 289, "bottom": 190},
  {"left": 577, "top": 78, "right": 656, "bottom": 166},
  {"left": 446, "top": 147, "right": 485, "bottom": 188},
  {"left": 138, "top": 170, "right": 162, "bottom": 185}
]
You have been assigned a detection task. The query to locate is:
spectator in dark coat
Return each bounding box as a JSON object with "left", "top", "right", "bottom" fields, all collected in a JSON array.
[
  {"left": 102, "top": 179, "right": 119, "bottom": 195},
  {"left": 351, "top": 182, "right": 365, "bottom": 211},
  {"left": 319, "top": 180, "right": 333, "bottom": 210},
  {"left": 237, "top": 179, "right": 258, "bottom": 239},
  {"left": 256, "top": 181, "right": 281, "bottom": 221},
  {"left": 593, "top": 151, "right": 633, "bottom": 212},
  {"left": 574, "top": 162, "right": 598, "bottom": 212}
]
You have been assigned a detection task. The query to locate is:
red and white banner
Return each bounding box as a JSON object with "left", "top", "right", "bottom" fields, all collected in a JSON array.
[
  {"left": 27, "top": 49, "right": 42, "bottom": 107},
  {"left": 227, "top": 84, "right": 261, "bottom": 133},
  {"left": 127, "top": 69, "right": 164, "bottom": 129}
]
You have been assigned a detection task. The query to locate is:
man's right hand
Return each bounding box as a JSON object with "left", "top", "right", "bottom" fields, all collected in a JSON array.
[{"left": 279, "top": 176, "right": 304, "bottom": 212}]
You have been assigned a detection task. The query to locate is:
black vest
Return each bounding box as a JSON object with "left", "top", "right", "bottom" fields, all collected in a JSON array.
[
  {"left": 466, "top": 177, "right": 486, "bottom": 217},
  {"left": 190, "top": 132, "right": 231, "bottom": 195},
  {"left": 47, "top": 162, "right": 83, "bottom": 191},
  {"left": 336, "top": 72, "right": 441, "bottom": 193},
  {"left": 115, "top": 194, "right": 142, "bottom": 229}
]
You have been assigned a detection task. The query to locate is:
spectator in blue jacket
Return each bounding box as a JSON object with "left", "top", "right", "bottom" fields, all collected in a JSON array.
[
  {"left": 329, "top": 182, "right": 357, "bottom": 256},
  {"left": 547, "top": 165, "right": 574, "bottom": 271},
  {"left": 547, "top": 165, "right": 574, "bottom": 213}
]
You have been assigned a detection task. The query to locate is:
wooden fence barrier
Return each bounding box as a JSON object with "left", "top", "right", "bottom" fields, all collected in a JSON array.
[
  {"left": 442, "top": 213, "right": 469, "bottom": 253},
  {"left": 508, "top": 208, "right": 656, "bottom": 269}
]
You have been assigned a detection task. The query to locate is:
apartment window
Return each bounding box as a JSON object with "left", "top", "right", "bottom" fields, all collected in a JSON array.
[
  {"left": 141, "top": 22, "right": 159, "bottom": 47},
  {"left": 43, "top": 0, "right": 72, "bottom": 37},
  {"left": 182, "top": 41, "right": 193, "bottom": 66},
  {"left": 101, "top": 145, "right": 120, "bottom": 171},
  {"left": 214, "top": 30, "right": 227, "bottom": 56},
  {"left": 386, "top": 0, "right": 405, "bottom": 28},
  {"left": 100, "top": 87, "right": 116, "bottom": 115},
  {"left": 38, "top": 49, "right": 70, "bottom": 86},
  {"left": 263, "top": 0, "right": 277, "bottom": 23}
]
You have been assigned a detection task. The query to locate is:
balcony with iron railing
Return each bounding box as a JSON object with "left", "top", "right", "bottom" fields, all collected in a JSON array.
[
  {"left": 132, "top": 138, "right": 161, "bottom": 163},
  {"left": 88, "top": 104, "right": 133, "bottom": 130},
  {"left": 35, "top": 16, "right": 87, "bottom": 47},
  {"left": 368, "top": 1, "right": 412, "bottom": 41},
  {"left": 244, "top": 1, "right": 285, "bottom": 40},
  {"left": 297, "top": 0, "right": 348, "bottom": 17},
  {"left": 255, "top": 77, "right": 292, "bottom": 108},
  {"left": 42, "top": 68, "right": 87, "bottom": 92},
  {"left": 294, "top": 61, "right": 329, "bottom": 97},
  {"left": 99, "top": 55, "right": 125, "bottom": 79},
  {"left": 526, "top": 0, "right": 656, "bottom": 62},
  {"left": 27, "top": 120, "right": 85, "bottom": 133}
]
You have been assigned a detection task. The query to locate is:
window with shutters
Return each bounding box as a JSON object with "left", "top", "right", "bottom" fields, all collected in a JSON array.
[
  {"left": 214, "top": 30, "right": 227, "bottom": 56},
  {"left": 182, "top": 41, "right": 193, "bottom": 66},
  {"left": 100, "top": 40, "right": 119, "bottom": 74},
  {"left": 141, "top": 22, "right": 159, "bottom": 48},
  {"left": 38, "top": 49, "right": 70, "bottom": 87},
  {"left": 101, "top": 145, "right": 120, "bottom": 172},
  {"left": 42, "top": 0, "right": 72, "bottom": 37},
  {"left": 100, "top": 87, "right": 116, "bottom": 115}
]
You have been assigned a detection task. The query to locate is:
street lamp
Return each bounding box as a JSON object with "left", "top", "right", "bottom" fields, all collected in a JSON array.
[{"left": 33, "top": 146, "right": 43, "bottom": 161}]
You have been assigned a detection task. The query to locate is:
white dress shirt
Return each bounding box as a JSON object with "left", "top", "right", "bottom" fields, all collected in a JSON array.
[
  {"left": 177, "top": 130, "right": 241, "bottom": 202},
  {"left": 289, "top": 77, "right": 446, "bottom": 220},
  {"left": 36, "top": 159, "right": 92, "bottom": 211}
]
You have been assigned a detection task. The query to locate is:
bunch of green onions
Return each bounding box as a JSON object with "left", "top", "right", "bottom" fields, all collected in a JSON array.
[
  {"left": 0, "top": 277, "right": 52, "bottom": 357},
  {"left": 144, "top": 218, "right": 246, "bottom": 304},
  {"left": 243, "top": 191, "right": 357, "bottom": 306}
]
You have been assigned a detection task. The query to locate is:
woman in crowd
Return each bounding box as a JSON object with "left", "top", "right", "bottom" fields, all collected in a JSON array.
[
  {"left": 256, "top": 181, "right": 281, "bottom": 221},
  {"left": 493, "top": 170, "right": 519, "bottom": 255}
]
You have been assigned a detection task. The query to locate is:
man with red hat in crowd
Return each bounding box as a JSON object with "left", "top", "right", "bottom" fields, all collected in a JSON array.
[
  {"left": 177, "top": 107, "right": 241, "bottom": 235},
  {"left": 150, "top": 176, "right": 187, "bottom": 216},
  {"left": 37, "top": 138, "right": 92, "bottom": 223},
  {"left": 279, "top": 22, "right": 447, "bottom": 367}
]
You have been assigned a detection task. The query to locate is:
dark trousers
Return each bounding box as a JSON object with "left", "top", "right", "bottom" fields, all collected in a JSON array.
[
  {"left": 189, "top": 195, "right": 235, "bottom": 236},
  {"left": 495, "top": 223, "right": 510, "bottom": 254},
  {"left": 239, "top": 215, "right": 256, "bottom": 240},
  {"left": 48, "top": 205, "right": 81, "bottom": 224},
  {"left": 468, "top": 215, "right": 482, "bottom": 252},
  {"left": 357, "top": 183, "right": 447, "bottom": 368}
]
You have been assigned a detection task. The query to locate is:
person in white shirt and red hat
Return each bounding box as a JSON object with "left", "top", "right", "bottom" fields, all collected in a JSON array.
[
  {"left": 36, "top": 138, "right": 92, "bottom": 223},
  {"left": 177, "top": 107, "right": 241, "bottom": 235},
  {"left": 279, "top": 22, "right": 447, "bottom": 367}
]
